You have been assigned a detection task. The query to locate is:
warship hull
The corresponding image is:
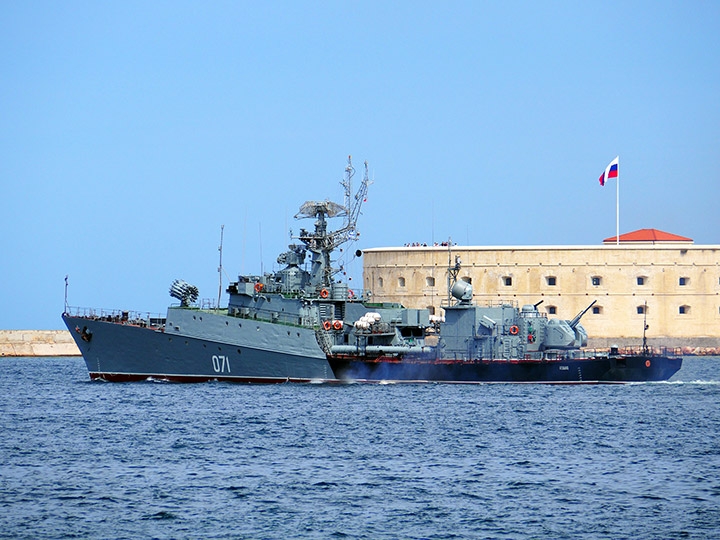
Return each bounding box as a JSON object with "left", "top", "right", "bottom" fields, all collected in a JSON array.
[
  {"left": 328, "top": 353, "right": 682, "bottom": 384},
  {"left": 62, "top": 314, "right": 333, "bottom": 383}
]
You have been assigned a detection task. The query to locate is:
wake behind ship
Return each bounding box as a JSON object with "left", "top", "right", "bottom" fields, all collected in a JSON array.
[{"left": 63, "top": 157, "right": 682, "bottom": 384}]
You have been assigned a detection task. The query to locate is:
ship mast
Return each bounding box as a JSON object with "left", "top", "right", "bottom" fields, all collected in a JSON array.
[
  {"left": 217, "top": 224, "right": 224, "bottom": 309},
  {"left": 293, "top": 156, "right": 371, "bottom": 289}
]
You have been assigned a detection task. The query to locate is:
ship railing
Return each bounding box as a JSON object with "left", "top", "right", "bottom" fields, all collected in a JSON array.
[
  {"left": 227, "top": 306, "right": 311, "bottom": 328},
  {"left": 64, "top": 306, "right": 167, "bottom": 329},
  {"left": 440, "top": 298, "right": 519, "bottom": 309},
  {"left": 442, "top": 346, "right": 684, "bottom": 363},
  {"left": 602, "top": 346, "right": 684, "bottom": 357}
]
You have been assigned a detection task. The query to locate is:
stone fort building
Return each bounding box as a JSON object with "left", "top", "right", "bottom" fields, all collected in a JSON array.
[{"left": 362, "top": 229, "right": 720, "bottom": 349}]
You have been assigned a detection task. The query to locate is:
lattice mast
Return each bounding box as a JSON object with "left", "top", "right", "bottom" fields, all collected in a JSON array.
[{"left": 293, "top": 156, "right": 371, "bottom": 288}]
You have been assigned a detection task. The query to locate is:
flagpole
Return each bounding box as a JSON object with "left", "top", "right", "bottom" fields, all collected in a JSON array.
[{"left": 616, "top": 157, "right": 620, "bottom": 245}]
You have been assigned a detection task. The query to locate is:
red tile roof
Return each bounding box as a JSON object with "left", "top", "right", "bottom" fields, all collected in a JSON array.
[{"left": 603, "top": 229, "right": 693, "bottom": 244}]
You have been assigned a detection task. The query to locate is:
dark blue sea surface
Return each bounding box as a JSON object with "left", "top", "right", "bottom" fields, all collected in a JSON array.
[{"left": 1, "top": 357, "right": 719, "bottom": 540}]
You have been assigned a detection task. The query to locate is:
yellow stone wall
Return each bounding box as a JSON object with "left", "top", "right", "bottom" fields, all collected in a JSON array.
[{"left": 362, "top": 245, "right": 720, "bottom": 341}]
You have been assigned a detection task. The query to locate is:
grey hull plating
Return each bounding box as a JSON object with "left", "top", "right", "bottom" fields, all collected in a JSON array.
[{"left": 63, "top": 314, "right": 332, "bottom": 382}]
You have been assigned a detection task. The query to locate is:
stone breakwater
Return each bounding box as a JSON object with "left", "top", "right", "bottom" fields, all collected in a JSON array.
[{"left": 0, "top": 331, "right": 81, "bottom": 357}]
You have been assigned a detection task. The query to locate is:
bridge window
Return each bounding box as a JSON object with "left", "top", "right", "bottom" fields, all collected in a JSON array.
[
  {"left": 591, "top": 276, "right": 602, "bottom": 286},
  {"left": 398, "top": 276, "right": 406, "bottom": 287},
  {"left": 426, "top": 276, "right": 435, "bottom": 287},
  {"left": 547, "top": 276, "right": 557, "bottom": 286},
  {"left": 503, "top": 276, "right": 512, "bottom": 286}
]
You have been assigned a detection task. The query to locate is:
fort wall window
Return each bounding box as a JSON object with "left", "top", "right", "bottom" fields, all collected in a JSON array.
[
  {"left": 547, "top": 276, "right": 557, "bottom": 286},
  {"left": 398, "top": 277, "right": 406, "bottom": 287},
  {"left": 378, "top": 277, "right": 384, "bottom": 288},
  {"left": 592, "top": 306, "right": 602, "bottom": 315},
  {"left": 503, "top": 276, "right": 512, "bottom": 286},
  {"left": 591, "top": 276, "right": 602, "bottom": 286},
  {"left": 637, "top": 305, "right": 646, "bottom": 314},
  {"left": 679, "top": 305, "right": 690, "bottom": 314},
  {"left": 679, "top": 277, "right": 688, "bottom": 286},
  {"left": 547, "top": 306, "right": 557, "bottom": 314},
  {"left": 426, "top": 276, "right": 435, "bottom": 287},
  {"left": 637, "top": 276, "right": 645, "bottom": 286},
  {"left": 461, "top": 276, "right": 472, "bottom": 284}
]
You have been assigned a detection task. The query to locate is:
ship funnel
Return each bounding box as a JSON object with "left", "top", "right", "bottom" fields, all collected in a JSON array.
[{"left": 451, "top": 280, "right": 473, "bottom": 302}]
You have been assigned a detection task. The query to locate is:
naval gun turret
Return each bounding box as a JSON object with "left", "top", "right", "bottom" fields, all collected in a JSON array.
[{"left": 542, "top": 300, "right": 595, "bottom": 351}]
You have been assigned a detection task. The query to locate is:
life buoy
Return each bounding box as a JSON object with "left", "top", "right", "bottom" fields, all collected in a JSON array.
[
  {"left": 645, "top": 359, "right": 651, "bottom": 368},
  {"left": 320, "top": 288, "right": 329, "bottom": 298},
  {"left": 333, "top": 320, "right": 342, "bottom": 330},
  {"left": 254, "top": 283, "right": 263, "bottom": 292},
  {"left": 348, "top": 290, "right": 354, "bottom": 299},
  {"left": 323, "top": 320, "right": 332, "bottom": 331},
  {"left": 527, "top": 334, "right": 535, "bottom": 343},
  {"left": 510, "top": 325, "right": 519, "bottom": 335}
]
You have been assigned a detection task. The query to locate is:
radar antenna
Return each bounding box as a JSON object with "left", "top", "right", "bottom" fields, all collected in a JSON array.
[{"left": 292, "top": 156, "right": 372, "bottom": 287}]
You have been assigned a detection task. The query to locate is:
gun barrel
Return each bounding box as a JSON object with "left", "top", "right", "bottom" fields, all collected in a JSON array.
[{"left": 569, "top": 300, "right": 597, "bottom": 329}]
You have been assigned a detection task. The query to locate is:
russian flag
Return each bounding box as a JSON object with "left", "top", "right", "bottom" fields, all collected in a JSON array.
[{"left": 599, "top": 156, "right": 619, "bottom": 186}]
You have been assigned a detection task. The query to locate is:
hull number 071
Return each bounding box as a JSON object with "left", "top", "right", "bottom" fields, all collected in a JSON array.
[{"left": 212, "top": 355, "right": 231, "bottom": 373}]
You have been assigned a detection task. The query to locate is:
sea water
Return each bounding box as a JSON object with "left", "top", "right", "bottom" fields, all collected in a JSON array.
[{"left": 1, "top": 356, "right": 718, "bottom": 540}]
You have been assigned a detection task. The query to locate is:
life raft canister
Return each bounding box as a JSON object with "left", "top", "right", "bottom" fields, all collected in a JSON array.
[
  {"left": 509, "top": 325, "right": 519, "bottom": 335},
  {"left": 323, "top": 320, "right": 332, "bottom": 331},
  {"left": 333, "top": 320, "right": 343, "bottom": 330},
  {"left": 320, "top": 288, "right": 329, "bottom": 298},
  {"left": 254, "top": 282, "right": 263, "bottom": 292}
]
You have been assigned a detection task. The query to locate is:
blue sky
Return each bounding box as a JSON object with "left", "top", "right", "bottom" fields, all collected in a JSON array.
[{"left": 2, "top": 1, "right": 719, "bottom": 329}]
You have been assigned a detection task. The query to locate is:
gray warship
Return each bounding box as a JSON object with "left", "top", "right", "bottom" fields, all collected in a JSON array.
[{"left": 63, "top": 157, "right": 682, "bottom": 383}]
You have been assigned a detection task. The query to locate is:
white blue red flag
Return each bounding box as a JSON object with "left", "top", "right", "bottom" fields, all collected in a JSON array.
[{"left": 599, "top": 156, "right": 619, "bottom": 186}]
